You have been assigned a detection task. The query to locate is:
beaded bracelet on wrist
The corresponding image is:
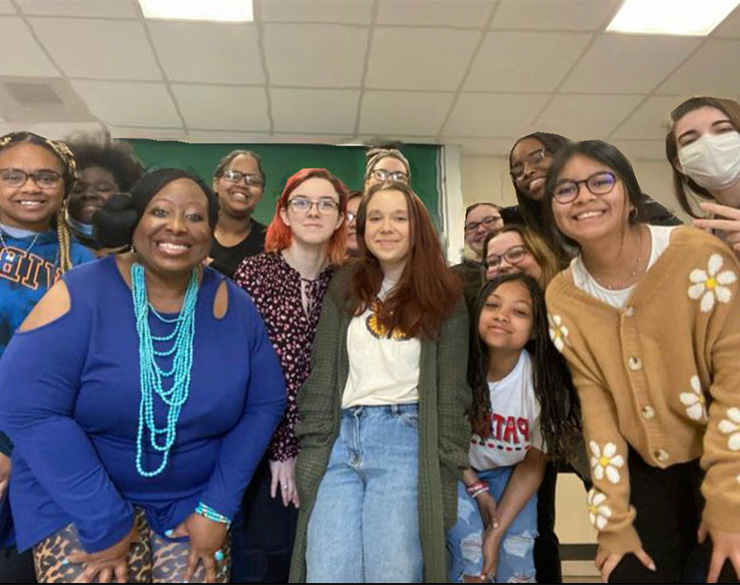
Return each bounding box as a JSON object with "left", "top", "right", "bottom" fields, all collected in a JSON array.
[{"left": 195, "top": 502, "right": 231, "bottom": 526}]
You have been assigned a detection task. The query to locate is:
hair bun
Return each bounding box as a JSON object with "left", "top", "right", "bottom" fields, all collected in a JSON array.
[{"left": 93, "top": 192, "right": 138, "bottom": 248}]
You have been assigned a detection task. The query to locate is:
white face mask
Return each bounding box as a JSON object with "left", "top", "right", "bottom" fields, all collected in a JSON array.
[{"left": 678, "top": 131, "right": 740, "bottom": 192}]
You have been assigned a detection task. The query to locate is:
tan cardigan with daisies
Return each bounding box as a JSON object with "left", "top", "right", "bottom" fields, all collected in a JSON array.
[{"left": 546, "top": 226, "right": 740, "bottom": 555}]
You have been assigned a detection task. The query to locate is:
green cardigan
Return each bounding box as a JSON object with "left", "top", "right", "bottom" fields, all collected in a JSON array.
[{"left": 289, "top": 270, "right": 472, "bottom": 583}]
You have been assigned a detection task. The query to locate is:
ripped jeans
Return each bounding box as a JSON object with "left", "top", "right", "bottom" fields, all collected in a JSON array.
[{"left": 446, "top": 466, "right": 538, "bottom": 583}]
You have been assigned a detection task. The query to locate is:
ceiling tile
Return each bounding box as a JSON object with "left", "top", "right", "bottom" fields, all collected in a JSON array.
[
  {"left": 443, "top": 93, "right": 550, "bottom": 137},
  {"left": 17, "top": 0, "right": 137, "bottom": 18},
  {"left": 184, "top": 130, "right": 272, "bottom": 143},
  {"left": 108, "top": 126, "right": 190, "bottom": 141},
  {"left": 148, "top": 21, "right": 264, "bottom": 84},
  {"left": 491, "top": 0, "right": 620, "bottom": 31},
  {"left": 658, "top": 40, "right": 740, "bottom": 95},
  {"left": 0, "top": 121, "right": 105, "bottom": 139},
  {"left": 0, "top": 1, "right": 16, "bottom": 14},
  {"left": 264, "top": 24, "right": 367, "bottom": 87},
  {"left": 454, "top": 138, "right": 518, "bottom": 155},
  {"left": 612, "top": 96, "right": 682, "bottom": 141},
  {"left": 172, "top": 85, "right": 270, "bottom": 131},
  {"left": 359, "top": 91, "right": 454, "bottom": 135},
  {"left": 271, "top": 89, "right": 359, "bottom": 134},
  {"left": 536, "top": 94, "right": 644, "bottom": 138},
  {"left": 464, "top": 31, "right": 591, "bottom": 92},
  {"left": 712, "top": 6, "right": 740, "bottom": 38},
  {"left": 366, "top": 27, "right": 480, "bottom": 91},
  {"left": 611, "top": 140, "right": 669, "bottom": 161},
  {"left": 270, "top": 133, "right": 354, "bottom": 144},
  {"left": 0, "top": 17, "right": 58, "bottom": 76},
  {"left": 376, "top": 0, "right": 494, "bottom": 28},
  {"left": 562, "top": 35, "right": 701, "bottom": 94},
  {"left": 71, "top": 80, "right": 182, "bottom": 127},
  {"left": 30, "top": 18, "right": 161, "bottom": 80},
  {"left": 259, "top": 0, "right": 373, "bottom": 24},
  {"left": 354, "top": 134, "right": 439, "bottom": 144}
]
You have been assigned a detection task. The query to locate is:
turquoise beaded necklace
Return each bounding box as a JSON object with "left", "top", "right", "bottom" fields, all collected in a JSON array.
[{"left": 131, "top": 262, "right": 199, "bottom": 477}]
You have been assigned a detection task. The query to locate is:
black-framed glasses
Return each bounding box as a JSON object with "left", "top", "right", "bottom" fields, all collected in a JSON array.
[
  {"left": 288, "top": 197, "right": 340, "bottom": 214},
  {"left": 0, "top": 168, "right": 63, "bottom": 189},
  {"left": 553, "top": 172, "right": 618, "bottom": 204},
  {"left": 371, "top": 168, "right": 408, "bottom": 183},
  {"left": 465, "top": 214, "right": 502, "bottom": 234},
  {"left": 221, "top": 169, "right": 264, "bottom": 187},
  {"left": 484, "top": 245, "right": 529, "bottom": 269},
  {"left": 510, "top": 148, "right": 548, "bottom": 181}
]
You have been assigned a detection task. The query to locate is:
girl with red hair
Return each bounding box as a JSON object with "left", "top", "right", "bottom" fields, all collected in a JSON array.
[{"left": 232, "top": 168, "right": 347, "bottom": 583}]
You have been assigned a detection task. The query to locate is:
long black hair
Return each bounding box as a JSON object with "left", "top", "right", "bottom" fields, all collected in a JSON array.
[{"left": 468, "top": 273, "right": 581, "bottom": 460}]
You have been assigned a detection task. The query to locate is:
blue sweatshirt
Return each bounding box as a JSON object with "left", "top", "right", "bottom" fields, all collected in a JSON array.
[{"left": 0, "top": 256, "right": 286, "bottom": 552}]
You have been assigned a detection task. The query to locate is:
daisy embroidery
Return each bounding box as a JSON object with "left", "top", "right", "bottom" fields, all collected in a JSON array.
[
  {"left": 688, "top": 254, "right": 737, "bottom": 313},
  {"left": 548, "top": 314, "right": 568, "bottom": 352},
  {"left": 719, "top": 408, "right": 740, "bottom": 451},
  {"left": 589, "top": 441, "right": 624, "bottom": 485},
  {"left": 587, "top": 489, "right": 612, "bottom": 531},
  {"left": 679, "top": 376, "right": 707, "bottom": 421}
]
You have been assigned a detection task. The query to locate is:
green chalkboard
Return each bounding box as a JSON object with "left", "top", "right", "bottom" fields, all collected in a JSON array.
[{"left": 126, "top": 141, "right": 441, "bottom": 227}]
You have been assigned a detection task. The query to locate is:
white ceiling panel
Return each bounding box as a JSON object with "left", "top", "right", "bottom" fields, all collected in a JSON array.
[
  {"left": 17, "top": 0, "right": 138, "bottom": 18},
  {"left": 536, "top": 94, "right": 644, "bottom": 138},
  {"left": 359, "top": 91, "right": 454, "bottom": 135},
  {"left": 271, "top": 133, "right": 354, "bottom": 144},
  {"left": 562, "top": 36, "right": 701, "bottom": 94},
  {"left": 658, "top": 40, "right": 740, "bottom": 95},
  {"left": 110, "top": 126, "right": 189, "bottom": 141},
  {"left": 263, "top": 24, "right": 367, "bottom": 87},
  {"left": 0, "top": 17, "right": 58, "bottom": 76},
  {"left": 148, "top": 21, "right": 263, "bottom": 84},
  {"left": 454, "top": 137, "right": 519, "bottom": 155},
  {"left": 30, "top": 18, "right": 161, "bottom": 80},
  {"left": 376, "top": 0, "right": 494, "bottom": 28},
  {"left": 444, "top": 93, "right": 550, "bottom": 137},
  {"left": 612, "top": 140, "right": 669, "bottom": 161},
  {"left": 260, "top": 0, "right": 373, "bottom": 24},
  {"left": 612, "top": 96, "right": 682, "bottom": 141},
  {"left": 271, "top": 89, "right": 359, "bottom": 134},
  {"left": 713, "top": 6, "right": 740, "bottom": 38},
  {"left": 71, "top": 80, "right": 182, "bottom": 127},
  {"left": 354, "top": 134, "right": 439, "bottom": 145},
  {"left": 0, "top": 1, "right": 16, "bottom": 14},
  {"left": 366, "top": 28, "right": 480, "bottom": 91},
  {"left": 184, "top": 130, "right": 272, "bottom": 143},
  {"left": 491, "top": 0, "right": 620, "bottom": 31},
  {"left": 172, "top": 85, "right": 270, "bottom": 131},
  {"left": 464, "top": 32, "right": 591, "bottom": 92}
]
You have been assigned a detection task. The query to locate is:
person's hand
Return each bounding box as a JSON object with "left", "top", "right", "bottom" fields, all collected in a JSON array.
[
  {"left": 594, "top": 545, "right": 655, "bottom": 583},
  {"left": 269, "top": 457, "right": 299, "bottom": 508},
  {"left": 698, "top": 520, "right": 740, "bottom": 582},
  {"left": 0, "top": 453, "right": 10, "bottom": 502},
  {"left": 170, "top": 513, "right": 228, "bottom": 583},
  {"left": 67, "top": 523, "right": 136, "bottom": 583},
  {"left": 475, "top": 491, "right": 499, "bottom": 532},
  {"left": 693, "top": 202, "right": 740, "bottom": 254},
  {"left": 480, "top": 525, "right": 501, "bottom": 581}
]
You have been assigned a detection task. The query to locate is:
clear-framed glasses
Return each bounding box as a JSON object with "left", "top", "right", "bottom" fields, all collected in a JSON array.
[
  {"left": 484, "top": 245, "right": 529, "bottom": 269},
  {"left": 371, "top": 168, "right": 408, "bottom": 183},
  {"left": 464, "top": 214, "right": 502, "bottom": 234},
  {"left": 0, "top": 168, "right": 63, "bottom": 189},
  {"left": 552, "top": 172, "right": 618, "bottom": 204},
  {"left": 288, "top": 197, "right": 340, "bottom": 214},
  {"left": 221, "top": 169, "right": 264, "bottom": 187},
  {"left": 510, "top": 148, "right": 548, "bottom": 181}
]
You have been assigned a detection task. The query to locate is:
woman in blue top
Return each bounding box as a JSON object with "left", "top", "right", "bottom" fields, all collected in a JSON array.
[{"left": 0, "top": 168, "right": 286, "bottom": 583}]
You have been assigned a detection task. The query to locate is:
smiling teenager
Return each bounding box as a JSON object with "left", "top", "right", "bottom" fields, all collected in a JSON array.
[{"left": 546, "top": 140, "right": 740, "bottom": 583}]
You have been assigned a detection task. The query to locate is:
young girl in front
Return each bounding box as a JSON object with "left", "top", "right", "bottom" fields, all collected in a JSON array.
[{"left": 447, "top": 273, "right": 580, "bottom": 583}]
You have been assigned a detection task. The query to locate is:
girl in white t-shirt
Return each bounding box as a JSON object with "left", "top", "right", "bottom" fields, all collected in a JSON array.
[{"left": 447, "top": 273, "right": 580, "bottom": 582}]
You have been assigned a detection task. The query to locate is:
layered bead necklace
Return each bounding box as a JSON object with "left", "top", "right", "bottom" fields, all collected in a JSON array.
[{"left": 131, "top": 262, "right": 199, "bottom": 477}]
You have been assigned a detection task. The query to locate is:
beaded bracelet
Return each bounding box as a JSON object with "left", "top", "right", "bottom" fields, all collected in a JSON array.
[
  {"left": 195, "top": 502, "right": 232, "bottom": 526},
  {"left": 465, "top": 480, "right": 490, "bottom": 499}
]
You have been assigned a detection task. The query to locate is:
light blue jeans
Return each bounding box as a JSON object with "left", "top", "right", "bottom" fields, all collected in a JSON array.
[
  {"left": 306, "top": 404, "right": 422, "bottom": 583},
  {"left": 446, "top": 466, "right": 538, "bottom": 583}
]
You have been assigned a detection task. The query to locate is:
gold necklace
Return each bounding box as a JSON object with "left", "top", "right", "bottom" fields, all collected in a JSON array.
[{"left": 589, "top": 227, "right": 644, "bottom": 291}]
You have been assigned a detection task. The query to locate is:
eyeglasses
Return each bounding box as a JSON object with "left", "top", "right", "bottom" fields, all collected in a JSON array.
[
  {"left": 0, "top": 168, "right": 63, "bottom": 189},
  {"left": 370, "top": 168, "right": 408, "bottom": 183},
  {"left": 552, "top": 172, "right": 618, "bottom": 204},
  {"left": 510, "top": 148, "right": 548, "bottom": 181},
  {"left": 464, "top": 214, "right": 502, "bottom": 234},
  {"left": 346, "top": 212, "right": 357, "bottom": 223},
  {"left": 221, "top": 169, "right": 264, "bottom": 187},
  {"left": 484, "top": 245, "right": 529, "bottom": 269},
  {"left": 288, "top": 197, "right": 340, "bottom": 214}
]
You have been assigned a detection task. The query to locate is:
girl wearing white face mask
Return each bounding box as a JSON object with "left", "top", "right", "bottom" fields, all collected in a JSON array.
[{"left": 667, "top": 96, "right": 740, "bottom": 256}]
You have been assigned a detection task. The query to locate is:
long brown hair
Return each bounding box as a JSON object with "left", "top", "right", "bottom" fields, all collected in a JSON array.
[
  {"left": 347, "top": 181, "right": 461, "bottom": 340},
  {"left": 666, "top": 96, "right": 740, "bottom": 217}
]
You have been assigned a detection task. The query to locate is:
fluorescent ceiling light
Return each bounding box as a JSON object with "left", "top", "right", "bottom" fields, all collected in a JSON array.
[
  {"left": 139, "top": 0, "right": 253, "bottom": 22},
  {"left": 607, "top": 0, "right": 740, "bottom": 36}
]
